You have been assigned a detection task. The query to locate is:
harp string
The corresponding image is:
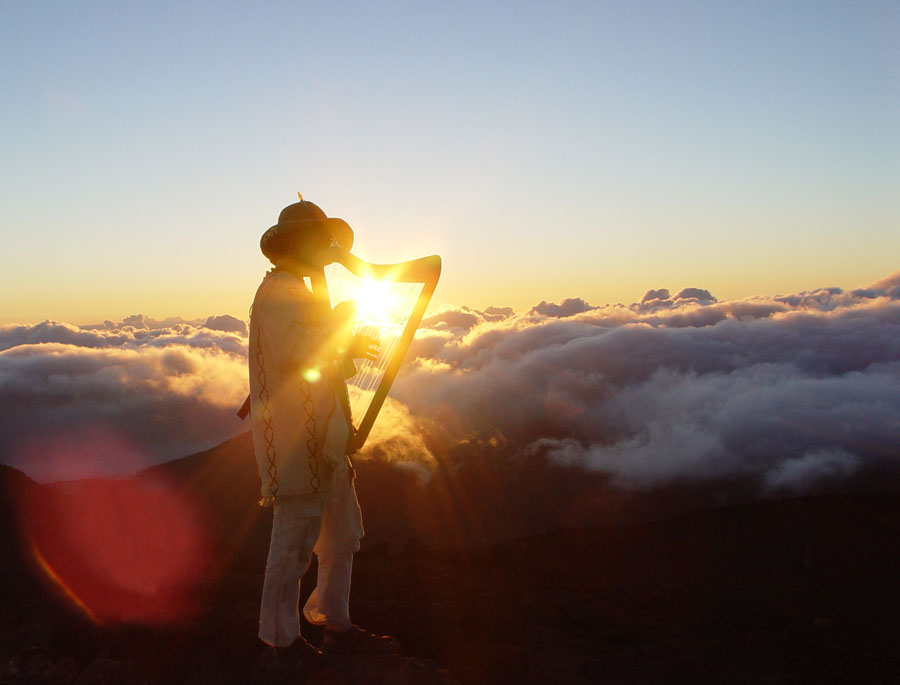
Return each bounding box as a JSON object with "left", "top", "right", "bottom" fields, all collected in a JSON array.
[{"left": 348, "top": 300, "right": 418, "bottom": 420}]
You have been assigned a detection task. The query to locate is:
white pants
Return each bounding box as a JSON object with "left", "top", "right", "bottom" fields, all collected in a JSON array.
[{"left": 258, "top": 465, "right": 364, "bottom": 647}]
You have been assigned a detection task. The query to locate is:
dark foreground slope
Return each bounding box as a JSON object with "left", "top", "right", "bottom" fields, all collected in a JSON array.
[{"left": 2, "top": 441, "right": 900, "bottom": 683}]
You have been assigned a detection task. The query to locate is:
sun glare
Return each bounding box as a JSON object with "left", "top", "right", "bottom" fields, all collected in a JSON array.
[
  {"left": 324, "top": 263, "right": 428, "bottom": 423},
  {"left": 354, "top": 279, "right": 402, "bottom": 330}
]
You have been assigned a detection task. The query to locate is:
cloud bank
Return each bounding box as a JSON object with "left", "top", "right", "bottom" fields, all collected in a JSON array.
[
  {"left": 0, "top": 318, "right": 247, "bottom": 481},
  {"left": 389, "top": 271, "right": 900, "bottom": 496},
  {"left": 3, "top": 272, "right": 900, "bottom": 501}
]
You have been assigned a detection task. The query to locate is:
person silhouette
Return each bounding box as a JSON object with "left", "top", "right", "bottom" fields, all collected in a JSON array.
[{"left": 249, "top": 198, "right": 399, "bottom": 662}]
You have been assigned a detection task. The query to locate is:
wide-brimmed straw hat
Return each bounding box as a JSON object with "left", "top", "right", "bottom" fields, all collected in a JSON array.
[{"left": 260, "top": 197, "right": 354, "bottom": 263}]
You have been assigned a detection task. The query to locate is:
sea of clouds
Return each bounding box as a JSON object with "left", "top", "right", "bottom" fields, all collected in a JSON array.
[
  {"left": 0, "top": 316, "right": 249, "bottom": 481},
  {"left": 2, "top": 273, "right": 899, "bottom": 495}
]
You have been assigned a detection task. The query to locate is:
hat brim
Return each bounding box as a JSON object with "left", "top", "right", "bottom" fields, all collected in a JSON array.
[{"left": 260, "top": 217, "right": 354, "bottom": 263}]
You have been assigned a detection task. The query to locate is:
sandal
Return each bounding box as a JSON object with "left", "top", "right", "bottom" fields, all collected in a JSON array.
[{"left": 322, "top": 625, "right": 402, "bottom": 655}]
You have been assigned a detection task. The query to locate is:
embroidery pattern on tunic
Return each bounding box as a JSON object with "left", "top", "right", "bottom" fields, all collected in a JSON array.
[
  {"left": 254, "top": 321, "right": 279, "bottom": 499},
  {"left": 301, "top": 378, "right": 320, "bottom": 493},
  {"left": 294, "top": 291, "right": 325, "bottom": 494}
]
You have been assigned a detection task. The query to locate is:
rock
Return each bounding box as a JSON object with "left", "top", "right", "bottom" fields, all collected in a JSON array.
[{"left": 76, "top": 657, "right": 146, "bottom": 685}]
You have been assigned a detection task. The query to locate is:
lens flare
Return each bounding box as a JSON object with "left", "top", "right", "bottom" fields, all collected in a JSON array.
[
  {"left": 30, "top": 544, "right": 100, "bottom": 623},
  {"left": 16, "top": 468, "right": 212, "bottom": 625}
]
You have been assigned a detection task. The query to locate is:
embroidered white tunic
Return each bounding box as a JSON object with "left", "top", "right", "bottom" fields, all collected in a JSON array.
[{"left": 249, "top": 270, "right": 351, "bottom": 503}]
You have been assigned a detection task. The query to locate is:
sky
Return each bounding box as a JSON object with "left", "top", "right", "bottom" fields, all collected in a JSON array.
[{"left": 1, "top": 0, "right": 899, "bottom": 324}]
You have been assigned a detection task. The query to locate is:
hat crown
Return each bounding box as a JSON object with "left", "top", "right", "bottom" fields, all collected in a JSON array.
[
  {"left": 260, "top": 198, "right": 353, "bottom": 264},
  {"left": 277, "top": 201, "right": 327, "bottom": 225}
]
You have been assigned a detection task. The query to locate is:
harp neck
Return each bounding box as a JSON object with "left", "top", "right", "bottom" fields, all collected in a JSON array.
[{"left": 334, "top": 252, "right": 442, "bottom": 283}]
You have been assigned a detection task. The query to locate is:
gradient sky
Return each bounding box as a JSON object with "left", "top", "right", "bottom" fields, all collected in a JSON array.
[{"left": 2, "top": 1, "right": 898, "bottom": 324}]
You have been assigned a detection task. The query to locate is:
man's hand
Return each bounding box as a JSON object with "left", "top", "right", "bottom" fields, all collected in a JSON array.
[
  {"left": 348, "top": 334, "right": 380, "bottom": 362},
  {"left": 333, "top": 300, "right": 357, "bottom": 327}
]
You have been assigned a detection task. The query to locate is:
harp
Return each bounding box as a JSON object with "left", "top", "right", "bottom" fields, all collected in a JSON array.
[
  {"left": 238, "top": 252, "right": 441, "bottom": 453},
  {"left": 317, "top": 252, "right": 441, "bottom": 452}
]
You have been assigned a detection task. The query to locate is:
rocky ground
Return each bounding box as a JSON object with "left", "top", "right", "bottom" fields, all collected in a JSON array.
[{"left": 2, "top": 444, "right": 900, "bottom": 683}]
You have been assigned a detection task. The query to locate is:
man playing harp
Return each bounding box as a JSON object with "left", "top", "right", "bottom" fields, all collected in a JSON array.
[{"left": 250, "top": 198, "right": 400, "bottom": 661}]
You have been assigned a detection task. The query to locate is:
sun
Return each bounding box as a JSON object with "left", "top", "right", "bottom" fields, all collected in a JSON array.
[
  {"left": 325, "top": 263, "right": 424, "bottom": 338},
  {"left": 353, "top": 279, "right": 401, "bottom": 329}
]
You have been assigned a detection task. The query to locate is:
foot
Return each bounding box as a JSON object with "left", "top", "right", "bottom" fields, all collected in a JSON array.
[
  {"left": 271, "top": 637, "right": 325, "bottom": 664},
  {"left": 322, "top": 625, "right": 402, "bottom": 655},
  {"left": 256, "top": 638, "right": 340, "bottom": 682}
]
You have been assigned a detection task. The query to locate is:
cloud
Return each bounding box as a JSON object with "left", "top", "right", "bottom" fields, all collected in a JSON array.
[
  {"left": 675, "top": 287, "right": 716, "bottom": 304},
  {"left": 0, "top": 318, "right": 248, "bottom": 482},
  {"left": 641, "top": 288, "right": 670, "bottom": 304},
  {"left": 0, "top": 319, "right": 248, "bottom": 355},
  {"left": 3, "top": 271, "right": 900, "bottom": 504},
  {"left": 483, "top": 306, "right": 515, "bottom": 321},
  {"left": 357, "top": 398, "right": 436, "bottom": 481},
  {"left": 420, "top": 304, "right": 514, "bottom": 334},
  {"left": 530, "top": 297, "right": 596, "bottom": 318},
  {"left": 392, "top": 271, "right": 900, "bottom": 497},
  {"left": 763, "top": 447, "right": 861, "bottom": 494},
  {"left": 203, "top": 315, "right": 249, "bottom": 336}
]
